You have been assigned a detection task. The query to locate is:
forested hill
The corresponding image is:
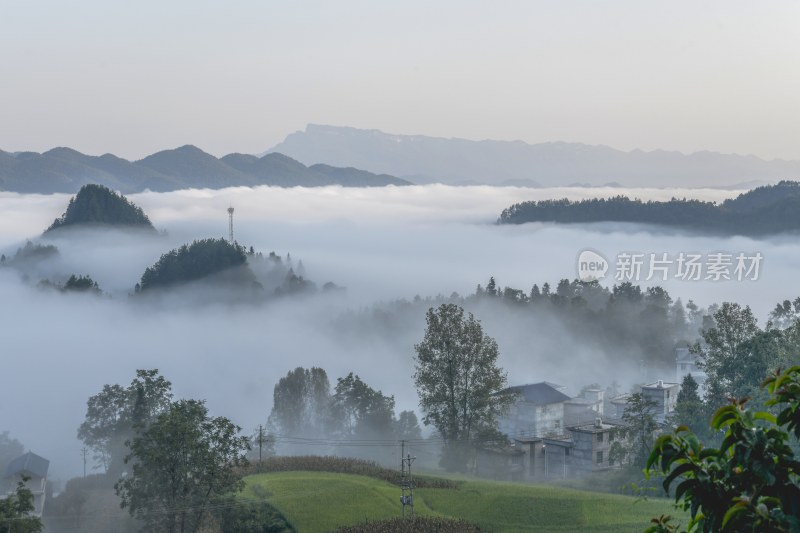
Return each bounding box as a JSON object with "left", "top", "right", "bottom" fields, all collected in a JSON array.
[
  {"left": 45, "top": 184, "right": 155, "bottom": 233},
  {"left": 498, "top": 181, "right": 800, "bottom": 236},
  {"left": 138, "top": 238, "right": 251, "bottom": 291},
  {"left": 0, "top": 146, "right": 411, "bottom": 194}
]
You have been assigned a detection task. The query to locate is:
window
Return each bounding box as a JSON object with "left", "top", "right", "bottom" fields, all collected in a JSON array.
[
  {"left": 555, "top": 420, "right": 561, "bottom": 430},
  {"left": 565, "top": 448, "right": 570, "bottom": 457},
  {"left": 596, "top": 451, "right": 603, "bottom": 464},
  {"left": 596, "top": 432, "right": 603, "bottom": 443}
]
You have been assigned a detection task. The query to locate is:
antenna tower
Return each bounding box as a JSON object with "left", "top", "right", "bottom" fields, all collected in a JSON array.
[{"left": 227, "top": 206, "right": 235, "bottom": 243}]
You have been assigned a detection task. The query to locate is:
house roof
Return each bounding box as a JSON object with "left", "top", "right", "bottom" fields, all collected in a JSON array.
[
  {"left": 642, "top": 381, "right": 679, "bottom": 390},
  {"left": 506, "top": 382, "right": 571, "bottom": 405},
  {"left": 570, "top": 420, "right": 626, "bottom": 433},
  {"left": 565, "top": 397, "right": 595, "bottom": 405},
  {"left": 3, "top": 452, "right": 49, "bottom": 479},
  {"left": 610, "top": 393, "right": 630, "bottom": 404}
]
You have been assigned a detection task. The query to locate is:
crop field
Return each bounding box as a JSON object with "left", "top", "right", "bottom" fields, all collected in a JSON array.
[{"left": 243, "top": 471, "right": 681, "bottom": 533}]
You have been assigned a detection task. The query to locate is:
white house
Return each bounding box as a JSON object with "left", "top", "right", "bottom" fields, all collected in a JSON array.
[
  {"left": 676, "top": 347, "right": 707, "bottom": 392},
  {"left": 499, "top": 382, "right": 571, "bottom": 439},
  {"left": 2, "top": 452, "right": 49, "bottom": 517}
]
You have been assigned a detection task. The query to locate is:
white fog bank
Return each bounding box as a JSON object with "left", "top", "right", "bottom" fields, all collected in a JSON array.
[{"left": 4, "top": 184, "right": 797, "bottom": 482}]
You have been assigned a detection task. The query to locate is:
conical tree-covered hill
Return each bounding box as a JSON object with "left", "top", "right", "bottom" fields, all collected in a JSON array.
[
  {"left": 138, "top": 238, "right": 255, "bottom": 292},
  {"left": 45, "top": 184, "right": 155, "bottom": 233}
]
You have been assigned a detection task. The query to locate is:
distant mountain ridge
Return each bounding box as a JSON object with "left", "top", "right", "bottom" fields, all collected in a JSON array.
[
  {"left": 267, "top": 124, "right": 800, "bottom": 188},
  {"left": 0, "top": 145, "right": 410, "bottom": 194}
]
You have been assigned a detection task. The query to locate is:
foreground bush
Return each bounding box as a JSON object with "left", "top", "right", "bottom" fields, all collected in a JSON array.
[
  {"left": 213, "top": 499, "right": 294, "bottom": 532},
  {"left": 334, "top": 516, "right": 481, "bottom": 532},
  {"left": 242, "top": 455, "right": 460, "bottom": 489},
  {"left": 646, "top": 365, "right": 800, "bottom": 532}
]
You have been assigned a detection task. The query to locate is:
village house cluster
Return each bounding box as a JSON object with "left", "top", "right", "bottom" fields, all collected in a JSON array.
[{"left": 475, "top": 347, "right": 703, "bottom": 481}]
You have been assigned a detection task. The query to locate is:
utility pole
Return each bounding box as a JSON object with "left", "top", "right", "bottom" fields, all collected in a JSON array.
[
  {"left": 399, "top": 441, "right": 415, "bottom": 519},
  {"left": 81, "top": 447, "right": 88, "bottom": 478},
  {"left": 227, "top": 207, "right": 235, "bottom": 243},
  {"left": 258, "top": 425, "right": 264, "bottom": 463}
]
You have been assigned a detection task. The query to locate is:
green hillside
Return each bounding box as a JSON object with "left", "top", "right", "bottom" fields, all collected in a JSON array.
[
  {"left": 243, "top": 471, "right": 680, "bottom": 533},
  {"left": 45, "top": 184, "right": 155, "bottom": 233}
]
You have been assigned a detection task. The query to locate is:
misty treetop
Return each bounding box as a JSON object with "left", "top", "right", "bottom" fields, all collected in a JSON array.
[
  {"left": 498, "top": 180, "right": 800, "bottom": 236},
  {"left": 138, "top": 238, "right": 251, "bottom": 291},
  {"left": 267, "top": 367, "right": 422, "bottom": 462},
  {"left": 45, "top": 184, "right": 155, "bottom": 233}
]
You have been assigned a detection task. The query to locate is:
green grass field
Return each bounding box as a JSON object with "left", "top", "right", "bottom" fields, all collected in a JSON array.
[{"left": 243, "top": 471, "right": 681, "bottom": 533}]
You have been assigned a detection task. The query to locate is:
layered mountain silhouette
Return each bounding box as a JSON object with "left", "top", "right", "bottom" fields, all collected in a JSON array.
[
  {"left": 268, "top": 124, "right": 800, "bottom": 188},
  {"left": 0, "top": 145, "right": 410, "bottom": 194}
]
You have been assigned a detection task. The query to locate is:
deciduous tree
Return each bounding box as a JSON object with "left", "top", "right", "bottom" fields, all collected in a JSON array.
[
  {"left": 77, "top": 369, "right": 172, "bottom": 475},
  {"left": 413, "top": 304, "right": 514, "bottom": 472},
  {"left": 115, "top": 400, "right": 249, "bottom": 533}
]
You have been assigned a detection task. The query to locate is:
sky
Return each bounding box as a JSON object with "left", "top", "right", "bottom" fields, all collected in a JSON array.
[
  {"left": 1, "top": 1, "right": 799, "bottom": 160},
  {"left": 3, "top": 184, "right": 799, "bottom": 481}
]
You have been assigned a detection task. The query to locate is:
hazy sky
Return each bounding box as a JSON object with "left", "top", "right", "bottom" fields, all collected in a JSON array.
[{"left": 1, "top": 1, "right": 799, "bottom": 160}]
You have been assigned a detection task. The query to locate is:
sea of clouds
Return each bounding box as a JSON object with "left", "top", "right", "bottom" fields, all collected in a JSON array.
[{"left": 1, "top": 184, "right": 795, "bottom": 480}]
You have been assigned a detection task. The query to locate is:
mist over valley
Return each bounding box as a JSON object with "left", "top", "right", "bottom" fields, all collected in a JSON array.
[{"left": 1, "top": 183, "right": 793, "bottom": 485}]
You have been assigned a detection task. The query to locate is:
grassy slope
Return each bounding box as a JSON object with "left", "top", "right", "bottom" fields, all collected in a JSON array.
[{"left": 243, "top": 472, "right": 679, "bottom": 533}]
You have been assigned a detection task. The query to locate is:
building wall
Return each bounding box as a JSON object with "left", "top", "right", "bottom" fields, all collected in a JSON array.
[
  {"left": 542, "top": 443, "right": 570, "bottom": 478},
  {"left": 570, "top": 428, "right": 615, "bottom": 477},
  {"left": 642, "top": 385, "right": 679, "bottom": 418},
  {"left": 4, "top": 473, "right": 46, "bottom": 516},
  {"left": 500, "top": 400, "right": 565, "bottom": 438}
]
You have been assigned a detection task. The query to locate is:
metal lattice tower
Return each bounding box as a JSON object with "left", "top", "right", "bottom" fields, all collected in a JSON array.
[
  {"left": 399, "top": 441, "right": 415, "bottom": 519},
  {"left": 227, "top": 207, "right": 234, "bottom": 243}
]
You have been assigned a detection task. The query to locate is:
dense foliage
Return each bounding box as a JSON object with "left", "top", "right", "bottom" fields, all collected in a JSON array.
[
  {"left": 63, "top": 274, "right": 100, "bottom": 293},
  {"left": 414, "top": 304, "right": 515, "bottom": 472},
  {"left": 77, "top": 369, "right": 173, "bottom": 476},
  {"left": 0, "top": 477, "right": 43, "bottom": 533},
  {"left": 610, "top": 393, "right": 659, "bottom": 468},
  {"left": 45, "top": 184, "right": 154, "bottom": 232},
  {"left": 115, "top": 399, "right": 250, "bottom": 533},
  {"left": 212, "top": 499, "right": 294, "bottom": 532},
  {"left": 695, "top": 302, "right": 800, "bottom": 413},
  {"left": 1, "top": 241, "right": 59, "bottom": 267},
  {"left": 138, "top": 238, "right": 249, "bottom": 291},
  {"left": 267, "top": 367, "right": 423, "bottom": 462},
  {"left": 498, "top": 181, "right": 800, "bottom": 235},
  {"left": 646, "top": 366, "right": 800, "bottom": 532}
]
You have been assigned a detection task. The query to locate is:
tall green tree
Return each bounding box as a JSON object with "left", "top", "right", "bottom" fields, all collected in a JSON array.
[
  {"left": 696, "top": 302, "right": 760, "bottom": 406},
  {"left": 413, "top": 304, "right": 514, "bottom": 472},
  {"left": 609, "top": 392, "right": 659, "bottom": 468},
  {"left": 395, "top": 410, "right": 422, "bottom": 441},
  {"left": 672, "top": 374, "right": 706, "bottom": 435},
  {"left": 331, "top": 373, "right": 395, "bottom": 439},
  {"left": 77, "top": 369, "right": 172, "bottom": 475},
  {"left": 267, "top": 367, "right": 331, "bottom": 438},
  {"left": 115, "top": 400, "right": 249, "bottom": 533}
]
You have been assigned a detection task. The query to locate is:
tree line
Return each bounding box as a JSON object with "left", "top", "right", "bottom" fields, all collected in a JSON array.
[{"left": 498, "top": 180, "right": 800, "bottom": 236}]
